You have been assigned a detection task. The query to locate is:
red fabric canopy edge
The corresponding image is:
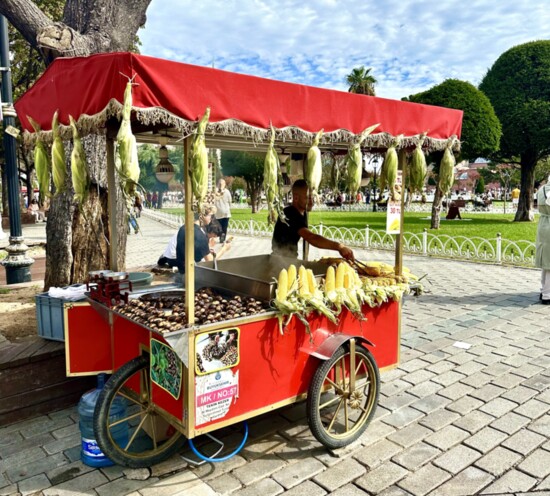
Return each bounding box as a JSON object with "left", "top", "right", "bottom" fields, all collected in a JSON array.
[{"left": 15, "top": 52, "right": 462, "bottom": 141}]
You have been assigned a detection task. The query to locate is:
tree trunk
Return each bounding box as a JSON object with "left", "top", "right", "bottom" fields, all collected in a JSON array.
[
  {"left": 0, "top": 0, "right": 151, "bottom": 289},
  {"left": 430, "top": 184, "right": 444, "bottom": 229},
  {"left": 513, "top": 158, "right": 536, "bottom": 222}
]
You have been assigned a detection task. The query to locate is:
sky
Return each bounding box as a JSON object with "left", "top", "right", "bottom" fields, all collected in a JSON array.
[{"left": 139, "top": 0, "right": 549, "bottom": 101}]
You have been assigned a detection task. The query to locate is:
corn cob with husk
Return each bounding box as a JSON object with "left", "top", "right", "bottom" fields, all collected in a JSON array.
[
  {"left": 273, "top": 264, "right": 336, "bottom": 335},
  {"left": 263, "top": 126, "right": 280, "bottom": 224},
  {"left": 69, "top": 115, "right": 90, "bottom": 205},
  {"left": 27, "top": 116, "right": 51, "bottom": 202},
  {"left": 51, "top": 110, "right": 67, "bottom": 195},
  {"left": 408, "top": 133, "right": 427, "bottom": 193},
  {"left": 190, "top": 107, "right": 210, "bottom": 211},
  {"left": 438, "top": 137, "right": 456, "bottom": 196},
  {"left": 345, "top": 124, "right": 380, "bottom": 200},
  {"left": 382, "top": 135, "right": 402, "bottom": 201},
  {"left": 305, "top": 130, "right": 323, "bottom": 201},
  {"left": 116, "top": 79, "right": 140, "bottom": 205}
]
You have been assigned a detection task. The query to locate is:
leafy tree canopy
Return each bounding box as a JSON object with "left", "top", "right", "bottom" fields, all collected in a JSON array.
[
  {"left": 479, "top": 40, "right": 550, "bottom": 163},
  {"left": 405, "top": 79, "right": 501, "bottom": 161}
]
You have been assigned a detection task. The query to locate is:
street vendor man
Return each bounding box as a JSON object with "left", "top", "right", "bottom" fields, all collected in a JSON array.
[
  {"left": 536, "top": 176, "right": 550, "bottom": 304},
  {"left": 272, "top": 179, "right": 355, "bottom": 261}
]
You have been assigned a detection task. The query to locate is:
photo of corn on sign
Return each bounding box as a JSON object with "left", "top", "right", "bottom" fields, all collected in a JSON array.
[{"left": 386, "top": 200, "right": 401, "bottom": 234}]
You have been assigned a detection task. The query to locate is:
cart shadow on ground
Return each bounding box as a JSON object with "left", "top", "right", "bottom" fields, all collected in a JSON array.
[{"left": 178, "top": 404, "right": 336, "bottom": 477}]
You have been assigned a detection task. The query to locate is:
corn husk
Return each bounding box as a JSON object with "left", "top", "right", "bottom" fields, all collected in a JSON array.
[
  {"left": 263, "top": 126, "right": 280, "bottom": 224},
  {"left": 69, "top": 115, "right": 90, "bottom": 205},
  {"left": 383, "top": 135, "right": 402, "bottom": 201},
  {"left": 305, "top": 130, "right": 323, "bottom": 196},
  {"left": 28, "top": 116, "right": 51, "bottom": 202},
  {"left": 190, "top": 107, "right": 210, "bottom": 210},
  {"left": 51, "top": 110, "right": 67, "bottom": 195},
  {"left": 116, "top": 80, "right": 140, "bottom": 202},
  {"left": 438, "top": 139, "right": 456, "bottom": 196},
  {"left": 345, "top": 124, "right": 379, "bottom": 200},
  {"left": 409, "top": 133, "right": 427, "bottom": 193}
]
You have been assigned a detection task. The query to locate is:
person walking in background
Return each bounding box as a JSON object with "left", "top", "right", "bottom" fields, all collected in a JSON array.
[
  {"left": 535, "top": 176, "right": 550, "bottom": 304},
  {"left": 214, "top": 178, "right": 232, "bottom": 243}
]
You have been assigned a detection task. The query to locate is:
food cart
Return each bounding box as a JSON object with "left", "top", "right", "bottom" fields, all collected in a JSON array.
[{"left": 15, "top": 52, "right": 463, "bottom": 468}]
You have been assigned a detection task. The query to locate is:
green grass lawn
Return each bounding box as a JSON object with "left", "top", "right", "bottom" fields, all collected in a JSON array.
[{"left": 163, "top": 208, "right": 538, "bottom": 243}]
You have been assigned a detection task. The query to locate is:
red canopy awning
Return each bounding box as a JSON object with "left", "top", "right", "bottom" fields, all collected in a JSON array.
[{"left": 15, "top": 52, "right": 462, "bottom": 150}]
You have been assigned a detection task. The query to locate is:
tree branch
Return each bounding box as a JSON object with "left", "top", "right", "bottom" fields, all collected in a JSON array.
[{"left": 0, "top": 0, "right": 51, "bottom": 49}]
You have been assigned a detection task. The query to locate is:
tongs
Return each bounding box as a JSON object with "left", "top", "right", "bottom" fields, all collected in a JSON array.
[{"left": 349, "top": 258, "right": 369, "bottom": 275}]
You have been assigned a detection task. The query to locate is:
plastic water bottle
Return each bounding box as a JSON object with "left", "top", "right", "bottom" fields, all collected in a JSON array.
[{"left": 78, "top": 373, "right": 127, "bottom": 467}]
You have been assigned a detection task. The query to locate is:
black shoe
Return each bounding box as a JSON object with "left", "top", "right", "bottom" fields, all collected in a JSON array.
[{"left": 542, "top": 299, "right": 550, "bottom": 305}]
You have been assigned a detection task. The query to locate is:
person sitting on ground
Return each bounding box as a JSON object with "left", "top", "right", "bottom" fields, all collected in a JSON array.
[
  {"left": 271, "top": 179, "right": 354, "bottom": 261},
  {"left": 27, "top": 199, "right": 45, "bottom": 222}
]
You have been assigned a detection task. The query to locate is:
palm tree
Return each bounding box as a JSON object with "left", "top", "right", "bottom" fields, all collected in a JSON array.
[{"left": 346, "top": 66, "right": 377, "bottom": 96}]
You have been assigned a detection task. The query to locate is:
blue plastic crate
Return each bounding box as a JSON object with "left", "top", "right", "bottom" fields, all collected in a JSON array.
[{"left": 35, "top": 292, "right": 85, "bottom": 342}]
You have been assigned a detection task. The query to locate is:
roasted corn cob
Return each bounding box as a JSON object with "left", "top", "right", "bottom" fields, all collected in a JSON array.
[{"left": 345, "top": 124, "right": 379, "bottom": 200}]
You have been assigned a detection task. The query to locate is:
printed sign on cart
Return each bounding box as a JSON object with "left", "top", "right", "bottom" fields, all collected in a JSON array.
[
  {"left": 150, "top": 339, "right": 182, "bottom": 400},
  {"left": 195, "top": 369, "right": 239, "bottom": 425},
  {"left": 386, "top": 171, "right": 402, "bottom": 234},
  {"left": 195, "top": 328, "right": 240, "bottom": 375}
]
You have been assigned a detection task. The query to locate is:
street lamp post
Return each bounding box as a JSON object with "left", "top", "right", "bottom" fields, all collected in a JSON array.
[{"left": 0, "top": 15, "right": 34, "bottom": 283}]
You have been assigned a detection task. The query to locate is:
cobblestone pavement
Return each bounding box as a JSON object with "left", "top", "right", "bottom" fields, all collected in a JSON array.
[{"left": 1, "top": 216, "right": 549, "bottom": 495}]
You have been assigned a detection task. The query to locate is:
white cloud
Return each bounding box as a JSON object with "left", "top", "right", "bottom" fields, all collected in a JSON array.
[{"left": 139, "top": 0, "right": 550, "bottom": 100}]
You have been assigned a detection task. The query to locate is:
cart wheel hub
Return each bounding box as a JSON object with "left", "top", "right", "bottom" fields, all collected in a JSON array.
[{"left": 349, "top": 390, "right": 363, "bottom": 409}]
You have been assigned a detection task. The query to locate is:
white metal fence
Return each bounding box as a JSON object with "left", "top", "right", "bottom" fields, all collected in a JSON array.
[{"left": 142, "top": 208, "right": 537, "bottom": 267}]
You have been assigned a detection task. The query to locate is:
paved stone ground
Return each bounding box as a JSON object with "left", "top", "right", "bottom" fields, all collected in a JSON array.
[{"left": 1, "top": 216, "right": 549, "bottom": 495}]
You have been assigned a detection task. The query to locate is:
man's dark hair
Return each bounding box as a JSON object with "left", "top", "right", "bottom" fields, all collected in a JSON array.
[{"left": 292, "top": 179, "right": 308, "bottom": 193}]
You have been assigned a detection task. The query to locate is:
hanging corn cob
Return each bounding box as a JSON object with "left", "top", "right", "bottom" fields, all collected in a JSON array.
[
  {"left": 409, "top": 133, "right": 427, "bottom": 193},
  {"left": 190, "top": 107, "right": 211, "bottom": 211},
  {"left": 27, "top": 116, "right": 51, "bottom": 202},
  {"left": 382, "top": 135, "right": 403, "bottom": 201},
  {"left": 345, "top": 124, "right": 379, "bottom": 200},
  {"left": 305, "top": 129, "right": 323, "bottom": 201},
  {"left": 263, "top": 125, "right": 280, "bottom": 224},
  {"left": 116, "top": 79, "right": 141, "bottom": 205},
  {"left": 69, "top": 115, "right": 90, "bottom": 205},
  {"left": 330, "top": 154, "right": 340, "bottom": 194},
  {"left": 438, "top": 137, "right": 456, "bottom": 196},
  {"left": 51, "top": 110, "right": 67, "bottom": 195}
]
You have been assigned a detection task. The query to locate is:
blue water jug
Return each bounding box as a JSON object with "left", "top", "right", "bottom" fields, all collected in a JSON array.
[{"left": 78, "top": 373, "right": 127, "bottom": 467}]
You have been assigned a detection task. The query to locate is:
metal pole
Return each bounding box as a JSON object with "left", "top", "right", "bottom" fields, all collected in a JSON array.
[{"left": 0, "top": 15, "right": 34, "bottom": 283}]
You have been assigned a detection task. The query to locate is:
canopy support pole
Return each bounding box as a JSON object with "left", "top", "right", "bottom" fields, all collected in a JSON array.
[
  {"left": 106, "top": 125, "right": 119, "bottom": 271},
  {"left": 395, "top": 149, "right": 407, "bottom": 276},
  {"left": 184, "top": 136, "right": 195, "bottom": 324}
]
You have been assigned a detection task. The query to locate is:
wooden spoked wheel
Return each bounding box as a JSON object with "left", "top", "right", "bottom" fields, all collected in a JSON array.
[
  {"left": 307, "top": 343, "right": 379, "bottom": 449},
  {"left": 93, "top": 355, "right": 185, "bottom": 468}
]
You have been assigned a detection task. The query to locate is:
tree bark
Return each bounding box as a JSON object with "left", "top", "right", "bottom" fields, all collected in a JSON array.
[
  {"left": 513, "top": 156, "right": 536, "bottom": 222},
  {"left": 430, "top": 184, "right": 444, "bottom": 229},
  {"left": 1, "top": 0, "right": 150, "bottom": 289}
]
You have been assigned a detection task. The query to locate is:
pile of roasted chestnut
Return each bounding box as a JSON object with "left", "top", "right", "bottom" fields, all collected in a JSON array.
[{"left": 114, "top": 288, "right": 269, "bottom": 333}]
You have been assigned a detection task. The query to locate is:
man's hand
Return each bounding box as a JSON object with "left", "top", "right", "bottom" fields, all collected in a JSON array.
[{"left": 338, "top": 244, "right": 355, "bottom": 262}]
